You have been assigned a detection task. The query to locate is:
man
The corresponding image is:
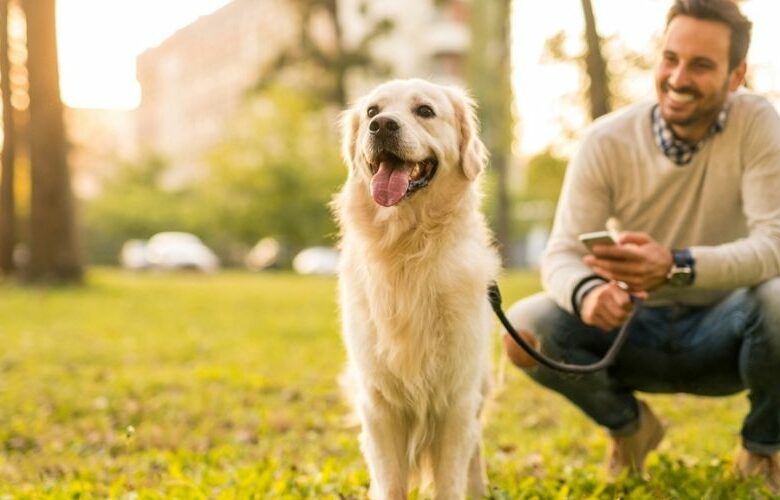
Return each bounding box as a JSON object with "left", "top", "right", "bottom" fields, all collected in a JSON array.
[{"left": 505, "top": 0, "right": 780, "bottom": 492}]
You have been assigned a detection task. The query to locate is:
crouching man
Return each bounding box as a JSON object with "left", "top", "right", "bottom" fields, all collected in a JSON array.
[{"left": 505, "top": 0, "right": 780, "bottom": 492}]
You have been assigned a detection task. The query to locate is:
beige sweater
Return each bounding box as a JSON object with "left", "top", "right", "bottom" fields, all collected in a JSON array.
[{"left": 543, "top": 92, "right": 780, "bottom": 313}]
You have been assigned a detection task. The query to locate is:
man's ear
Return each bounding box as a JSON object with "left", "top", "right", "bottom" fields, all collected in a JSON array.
[
  {"left": 448, "top": 87, "right": 487, "bottom": 180},
  {"left": 340, "top": 103, "right": 361, "bottom": 170},
  {"left": 729, "top": 60, "right": 747, "bottom": 91}
]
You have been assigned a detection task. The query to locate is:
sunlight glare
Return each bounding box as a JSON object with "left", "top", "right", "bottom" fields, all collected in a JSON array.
[
  {"left": 54, "top": 0, "right": 780, "bottom": 153},
  {"left": 56, "top": 0, "right": 231, "bottom": 109}
]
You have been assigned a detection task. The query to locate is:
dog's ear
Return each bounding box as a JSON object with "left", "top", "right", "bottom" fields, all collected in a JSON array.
[
  {"left": 340, "top": 102, "right": 361, "bottom": 171},
  {"left": 448, "top": 88, "right": 487, "bottom": 180}
]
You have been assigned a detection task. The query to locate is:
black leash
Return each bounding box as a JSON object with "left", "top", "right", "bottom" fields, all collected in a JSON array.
[{"left": 488, "top": 281, "right": 639, "bottom": 374}]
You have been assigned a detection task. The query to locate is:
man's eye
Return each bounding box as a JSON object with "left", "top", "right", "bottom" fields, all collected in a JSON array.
[
  {"left": 367, "top": 106, "right": 379, "bottom": 118},
  {"left": 415, "top": 105, "right": 435, "bottom": 118}
]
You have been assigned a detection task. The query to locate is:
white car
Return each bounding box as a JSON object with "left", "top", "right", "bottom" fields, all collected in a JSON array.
[
  {"left": 119, "top": 239, "right": 149, "bottom": 270},
  {"left": 245, "top": 237, "right": 283, "bottom": 271},
  {"left": 292, "top": 246, "right": 339, "bottom": 275},
  {"left": 143, "top": 232, "right": 220, "bottom": 272}
]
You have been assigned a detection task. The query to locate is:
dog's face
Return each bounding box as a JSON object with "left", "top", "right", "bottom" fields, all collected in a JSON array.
[{"left": 341, "top": 79, "right": 486, "bottom": 208}]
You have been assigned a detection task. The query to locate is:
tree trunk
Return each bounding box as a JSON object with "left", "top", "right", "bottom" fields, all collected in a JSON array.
[
  {"left": 467, "top": 0, "right": 513, "bottom": 264},
  {"left": 23, "top": 0, "right": 82, "bottom": 282},
  {"left": 493, "top": 148, "right": 511, "bottom": 264},
  {"left": 581, "top": 0, "right": 611, "bottom": 119},
  {"left": 492, "top": 1, "right": 512, "bottom": 265},
  {"left": 0, "top": 0, "right": 16, "bottom": 274},
  {"left": 321, "top": 0, "right": 347, "bottom": 107}
]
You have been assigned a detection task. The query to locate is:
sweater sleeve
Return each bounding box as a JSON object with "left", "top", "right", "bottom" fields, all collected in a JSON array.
[
  {"left": 691, "top": 99, "right": 780, "bottom": 288},
  {"left": 541, "top": 131, "right": 613, "bottom": 313}
]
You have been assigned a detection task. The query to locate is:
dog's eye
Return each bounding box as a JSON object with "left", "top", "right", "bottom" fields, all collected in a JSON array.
[
  {"left": 415, "top": 105, "right": 435, "bottom": 118},
  {"left": 367, "top": 106, "right": 379, "bottom": 118}
]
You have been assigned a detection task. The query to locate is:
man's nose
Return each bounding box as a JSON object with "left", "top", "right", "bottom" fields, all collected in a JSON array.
[{"left": 667, "top": 64, "right": 691, "bottom": 89}]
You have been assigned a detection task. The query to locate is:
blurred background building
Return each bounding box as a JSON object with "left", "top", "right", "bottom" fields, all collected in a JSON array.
[
  {"left": 8, "top": 0, "right": 780, "bottom": 274},
  {"left": 133, "top": 0, "right": 470, "bottom": 184},
  {"left": 338, "top": 0, "right": 469, "bottom": 94},
  {"left": 135, "top": 0, "right": 295, "bottom": 185},
  {"left": 65, "top": 108, "right": 136, "bottom": 198}
]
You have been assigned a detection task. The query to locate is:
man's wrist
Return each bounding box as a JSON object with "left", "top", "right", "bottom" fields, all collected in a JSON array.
[
  {"left": 666, "top": 248, "right": 695, "bottom": 287},
  {"left": 572, "top": 275, "right": 608, "bottom": 317}
]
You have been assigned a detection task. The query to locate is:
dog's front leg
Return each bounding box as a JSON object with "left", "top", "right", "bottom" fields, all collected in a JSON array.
[
  {"left": 467, "top": 383, "right": 489, "bottom": 497},
  {"left": 466, "top": 440, "right": 487, "bottom": 498},
  {"left": 430, "top": 399, "right": 481, "bottom": 500},
  {"left": 360, "top": 394, "right": 409, "bottom": 500}
]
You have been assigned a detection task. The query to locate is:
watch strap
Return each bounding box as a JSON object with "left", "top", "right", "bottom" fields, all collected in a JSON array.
[
  {"left": 672, "top": 248, "right": 694, "bottom": 268},
  {"left": 668, "top": 248, "right": 695, "bottom": 286}
]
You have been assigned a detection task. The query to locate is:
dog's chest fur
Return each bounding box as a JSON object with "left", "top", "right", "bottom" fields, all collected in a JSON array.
[
  {"left": 370, "top": 273, "right": 480, "bottom": 410},
  {"left": 340, "top": 208, "right": 498, "bottom": 414}
]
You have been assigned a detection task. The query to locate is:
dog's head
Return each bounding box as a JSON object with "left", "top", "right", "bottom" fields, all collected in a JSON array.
[{"left": 341, "top": 79, "right": 486, "bottom": 208}]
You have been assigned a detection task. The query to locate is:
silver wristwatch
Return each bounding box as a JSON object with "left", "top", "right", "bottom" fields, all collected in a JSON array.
[{"left": 666, "top": 248, "right": 695, "bottom": 287}]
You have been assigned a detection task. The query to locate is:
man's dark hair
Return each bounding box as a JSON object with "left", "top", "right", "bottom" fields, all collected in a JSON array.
[{"left": 667, "top": 0, "right": 752, "bottom": 70}]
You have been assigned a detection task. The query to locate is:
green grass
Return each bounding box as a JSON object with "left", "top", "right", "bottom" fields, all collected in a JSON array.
[{"left": 0, "top": 269, "right": 774, "bottom": 498}]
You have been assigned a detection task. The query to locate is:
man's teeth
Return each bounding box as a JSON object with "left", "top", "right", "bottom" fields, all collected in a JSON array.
[{"left": 668, "top": 89, "right": 694, "bottom": 103}]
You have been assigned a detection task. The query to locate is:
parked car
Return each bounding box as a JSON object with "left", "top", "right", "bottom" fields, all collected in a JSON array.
[
  {"left": 245, "top": 237, "right": 283, "bottom": 271},
  {"left": 119, "top": 239, "right": 149, "bottom": 270},
  {"left": 142, "top": 232, "right": 220, "bottom": 272},
  {"left": 292, "top": 246, "right": 339, "bottom": 275}
]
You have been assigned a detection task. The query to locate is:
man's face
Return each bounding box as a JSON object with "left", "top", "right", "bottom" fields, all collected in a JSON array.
[{"left": 655, "top": 15, "right": 745, "bottom": 139}]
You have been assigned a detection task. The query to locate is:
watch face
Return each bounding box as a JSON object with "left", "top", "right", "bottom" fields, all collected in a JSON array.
[{"left": 668, "top": 267, "right": 693, "bottom": 287}]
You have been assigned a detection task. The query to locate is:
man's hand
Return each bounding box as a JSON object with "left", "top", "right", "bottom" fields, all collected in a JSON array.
[
  {"left": 583, "top": 231, "right": 673, "bottom": 292},
  {"left": 580, "top": 281, "right": 647, "bottom": 331}
]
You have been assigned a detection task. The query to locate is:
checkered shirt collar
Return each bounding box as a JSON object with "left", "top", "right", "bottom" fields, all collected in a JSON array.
[{"left": 652, "top": 104, "right": 729, "bottom": 166}]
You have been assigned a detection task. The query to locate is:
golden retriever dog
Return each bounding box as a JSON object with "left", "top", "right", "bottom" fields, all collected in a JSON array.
[{"left": 333, "top": 79, "right": 500, "bottom": 499}]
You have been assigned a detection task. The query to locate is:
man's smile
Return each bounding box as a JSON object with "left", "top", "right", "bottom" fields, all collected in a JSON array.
[{"left": 667, "top": 88, "right": 696, "bottom": 104}]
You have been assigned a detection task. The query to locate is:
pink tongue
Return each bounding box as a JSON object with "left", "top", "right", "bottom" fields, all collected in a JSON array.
[{"left": 370, "top": 161, "right": 410, "bottom": 207}]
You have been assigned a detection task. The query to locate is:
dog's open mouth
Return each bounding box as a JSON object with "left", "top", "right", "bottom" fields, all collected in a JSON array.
[{"left": 369, "top": 152, "right": 438, "bottom": 207}]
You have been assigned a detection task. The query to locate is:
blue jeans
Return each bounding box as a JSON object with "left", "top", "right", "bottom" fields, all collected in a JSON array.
[{"left": 505, "top": 278, "right": 780, "bottom": 455}]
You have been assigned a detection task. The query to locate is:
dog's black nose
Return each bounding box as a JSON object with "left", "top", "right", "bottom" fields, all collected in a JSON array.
[{"left": 369, "top": 116, "right": 400, "bottom": 135}]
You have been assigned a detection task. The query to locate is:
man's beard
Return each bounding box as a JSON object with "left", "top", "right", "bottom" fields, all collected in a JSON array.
[{"left": 661, "top": 78, "right": 729, "bottom": 128}]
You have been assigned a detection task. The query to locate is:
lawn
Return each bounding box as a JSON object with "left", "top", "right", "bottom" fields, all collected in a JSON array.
[{"left": 0, "top": 269, "right": 773, "bottom": 498}]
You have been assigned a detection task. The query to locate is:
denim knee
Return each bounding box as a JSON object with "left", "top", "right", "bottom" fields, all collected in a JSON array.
[
  {"left": 503, "top": 292, "right": 581, "bottom": 369},
  {"left": 751, "top": 277, "right": 780, "bottom": 355},
  {"left": 505, "top": 293, "right": 561, "bottom": 338},
  {"left": 504, "top": 293, "right": 640, "bottom": 430}
]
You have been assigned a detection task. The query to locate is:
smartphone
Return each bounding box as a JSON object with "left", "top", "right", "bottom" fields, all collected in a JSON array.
[{"left": 578, "top": 230, "right": 616, "bottom": 253}]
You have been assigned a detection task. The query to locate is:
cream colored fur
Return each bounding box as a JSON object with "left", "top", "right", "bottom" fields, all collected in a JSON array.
[{"left": 333, "top": 79, "right": 500, "bottom": 500}]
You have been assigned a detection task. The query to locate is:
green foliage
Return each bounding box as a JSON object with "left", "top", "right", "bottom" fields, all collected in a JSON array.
[
  {"left": 81, "top": 155, "right": 207, "bottom": 265},
  {"left": 81, "top": 87, "right": 346, "bottom": 266},
  {"left": 523, "top": 150, "right": 568, "bottom": 204},
  {"left": 255, "top": 0, "right": 394, "bottom": 107},
  {"left": 511, "top": 150, "right": 568, "bottom": 235},
  {"left": 0, "top": 269, "right": 774, "bottom": 498},
  {"left": 202, "top": 86, "right": 344, "bottom": 253}
]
